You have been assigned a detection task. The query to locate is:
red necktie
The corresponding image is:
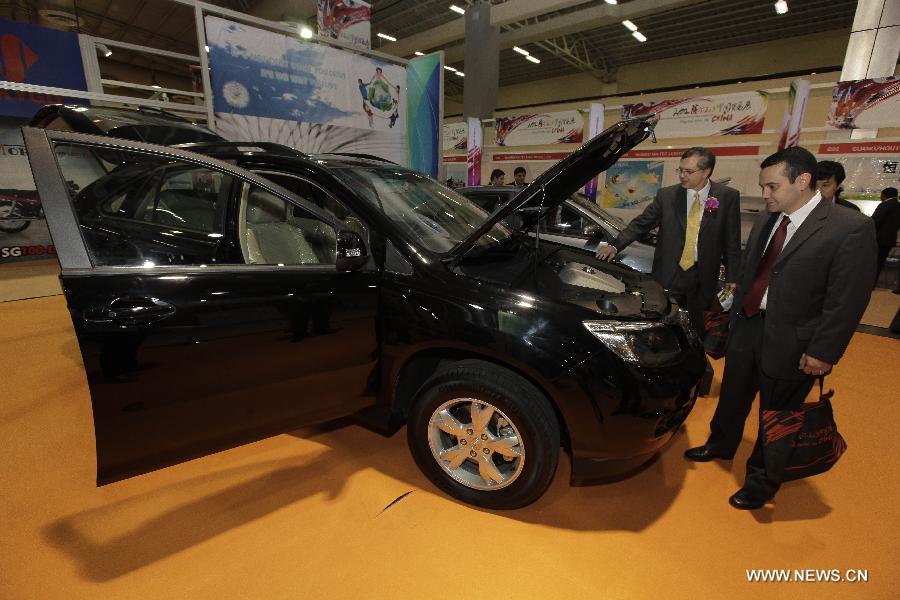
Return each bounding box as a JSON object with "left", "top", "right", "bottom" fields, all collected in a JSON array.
[{"left": 743, "top": 216, "right": 790, "bottom": 317}]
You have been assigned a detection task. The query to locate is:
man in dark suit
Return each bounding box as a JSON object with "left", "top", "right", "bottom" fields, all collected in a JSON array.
[
  {"left": 816, "top": 160, "right": 861, "bottom": 212},
  {"left": 872, "top": 186, "right": 899, "bottom": 276},
  {"left": 685, "top": 147, "right": 877, "bottom": 510},
  {"left": 596, "top": 147, "right": 742, "bottom": 333}
]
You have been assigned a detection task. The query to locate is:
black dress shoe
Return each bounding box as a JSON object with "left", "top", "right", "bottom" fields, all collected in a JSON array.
[
  {"left": 684, "top": 444, "right": 732, "bottom": 462},
  {"left": 728, "top": 488, "right": 772, "bottom": 510}
]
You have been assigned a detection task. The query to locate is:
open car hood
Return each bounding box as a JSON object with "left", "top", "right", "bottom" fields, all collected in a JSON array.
[{"left": 449, "top": 115, "right": 657, "bottom": 260}]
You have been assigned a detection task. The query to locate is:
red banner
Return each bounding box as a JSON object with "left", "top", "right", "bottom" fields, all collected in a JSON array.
[
  {"left": 818, "top": 142, "right": 900, "bottom": 154},
  {"left": 492, "top": 152, "right": 569, "bottom": 162},
  {"left": 443, "top": 155, "right": 466, "bottom": 162},
  {"left": 622, "top": 146, "right": 759, "bottom": 159}
]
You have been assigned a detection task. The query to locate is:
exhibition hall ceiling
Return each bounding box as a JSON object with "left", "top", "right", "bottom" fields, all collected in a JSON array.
[{"left": 0, "top": 0, "right": 860, "bottom": 93}]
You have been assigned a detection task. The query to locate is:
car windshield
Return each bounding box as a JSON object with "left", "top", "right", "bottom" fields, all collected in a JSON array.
[
  {"left": 569, "top": 193, "right": 626, "bottom": 231},
  {"left": 331, "top": 166, "right": 513, "bottom": 254}
]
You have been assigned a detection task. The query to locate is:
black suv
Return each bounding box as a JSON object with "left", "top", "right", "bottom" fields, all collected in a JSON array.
[{"left": 24, "top": 113, "right": 704, "bottom": 509}]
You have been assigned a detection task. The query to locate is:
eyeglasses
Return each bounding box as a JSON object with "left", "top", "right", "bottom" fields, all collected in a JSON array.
[{"left": 676, "top": 167, "right": 704, "bottom": 176}]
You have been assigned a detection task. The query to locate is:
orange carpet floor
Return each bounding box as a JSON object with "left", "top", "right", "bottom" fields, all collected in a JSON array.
[{"left": 1, "top": 295, "right": 898, "bottom": 599}]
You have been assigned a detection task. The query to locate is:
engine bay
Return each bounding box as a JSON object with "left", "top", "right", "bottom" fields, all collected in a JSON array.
[{"left": 458, "top": 236, "right": 670, "bottom": 319}]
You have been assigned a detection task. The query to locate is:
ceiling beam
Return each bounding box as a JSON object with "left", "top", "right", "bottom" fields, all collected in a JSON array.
[
  {"left": 381, "top": 0, "right": 594, "bottom": 58},
  {"left": 443, "top": 0, "right": 704, "bottom": 64}
]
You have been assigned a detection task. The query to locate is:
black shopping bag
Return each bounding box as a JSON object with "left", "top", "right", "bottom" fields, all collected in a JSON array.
[
  {"left": 761, "top": 378, "right": 847, "bottom": 483},
  {"left": 703, "top": 309, "right": 729, "bottom": 359}
]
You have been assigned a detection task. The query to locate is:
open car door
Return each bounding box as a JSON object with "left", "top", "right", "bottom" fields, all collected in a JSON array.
[{"left": 23, "top": 127, "right": 380, "bottom": 484}]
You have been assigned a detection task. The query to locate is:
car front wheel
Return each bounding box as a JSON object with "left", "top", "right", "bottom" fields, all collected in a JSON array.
[{"left": 407, "top": 359, "right": 560, "bottom": 509}]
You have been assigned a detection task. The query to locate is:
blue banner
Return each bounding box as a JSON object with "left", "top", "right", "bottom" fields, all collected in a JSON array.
[
  {"left": 0, "top": 18, "right": 87, "bottom": 118},
  {"left": 407, "top": 53, "right": 441, "bottom": 177}
]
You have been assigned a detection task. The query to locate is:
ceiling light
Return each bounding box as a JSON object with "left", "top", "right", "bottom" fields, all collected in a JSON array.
[
  {"left": 455, "top": 71, "right": 465, "bottom": 77},
  {"left": 96, "top": 43, "right": 112, "bottom": 57},
  {"left": 299, "top": 26, "right": 313, "bottom": 39},
  {"left": 525, "top": 55, "right": 540, "bottom": 64},
  {"left": 377, "top": 32, "right": 397, "bottom": 42},
  {"left": 604, "top": 0, "right": 618, "bottom": 4},
  {"left": 443, "top": 65, "right": 457, "bottom": 72},
  {"left": 414, "top": 51, "right": 424, "bottom": 56},
  {"left": 774, "top": 1, "right": 788, "bottom": 14},
  {"left": 632, "top": 31, "right": 647, "bottom": 42},
  {"left": 449, "top": 5, "right": 466, "bottom": 15},
  {"left": 622, "top": 20, "right": 638, "bottom": 32},
  {"left": 513, "top": 46, "right": 529, "bottom": 56}
]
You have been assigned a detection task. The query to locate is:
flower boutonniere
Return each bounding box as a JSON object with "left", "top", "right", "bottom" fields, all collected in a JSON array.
[{"left": 704, "top": 196, "right": 719, "bottom": 214}]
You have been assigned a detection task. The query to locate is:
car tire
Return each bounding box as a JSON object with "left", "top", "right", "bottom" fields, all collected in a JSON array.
[
  {"left": 407, "top": 359, "right": 560, "bottom": 509},
  {"left": 0, "top": 200, "right": 30, "bottom": 233}
]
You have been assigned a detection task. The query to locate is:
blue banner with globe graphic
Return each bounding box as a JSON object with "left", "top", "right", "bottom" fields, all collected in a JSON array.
[{"left": 205, "top": 16, "right": 407, "bottom": 163}]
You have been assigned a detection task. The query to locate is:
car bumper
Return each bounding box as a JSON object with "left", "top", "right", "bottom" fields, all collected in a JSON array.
[{"left": 555, "top": 345, "right": 705, "bottom": 484}]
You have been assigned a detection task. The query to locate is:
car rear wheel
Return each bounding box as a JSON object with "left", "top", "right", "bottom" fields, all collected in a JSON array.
[{"left": 407, "top": 359, "right": 560, "bottom": 509}]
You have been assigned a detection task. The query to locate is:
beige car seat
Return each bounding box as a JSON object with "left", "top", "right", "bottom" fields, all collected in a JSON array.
[{"left": 244, "top": 189, "right": 320, "bottom": 264}]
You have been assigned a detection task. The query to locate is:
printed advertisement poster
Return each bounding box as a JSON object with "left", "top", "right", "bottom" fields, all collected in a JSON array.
[
  {"left": 778, "top": 79, "right": 811, "bottom": 150},
  {"left": 494, "top": 110, "right": 583, "bottom": 147},
  {"left": 443, "top": 122, "right": 466, "bottom": 150},
  {"left": 583, "top": 102, "right": 605, "bottom": 201},
  {"left": 601, "top": 160, "right": 664, "bottom": 210},
  {"left": 444, "top": 162, "right": 467, "bottom": 189},
  {"left": 0, "top": 120, "right": 52, "bottom": 264},
  {"left": 467, "top": 117, "right": 482, "bottom": 187},
  {"left": 316, "top": 0, "right": 371, "bottom": 49},
  {"left": 827, "top": 77, "right": 900, "bottom": 130},
  {"left": 622, "top": 92, "right": 768, "bottom": 138},
  {"left": 0, "top": 18, "right": 87, "bottom": 118},
  {"left": 206, "top": 16, "right": 407, "bottom": 163}
]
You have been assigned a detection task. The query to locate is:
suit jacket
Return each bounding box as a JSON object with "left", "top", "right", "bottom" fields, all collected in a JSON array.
[
  {"left": 732, "top": 200, "right": 877, "bottom": 379},
  {"left": 613, "top": 182, "right": 741, "bottom": 310},
  {"left": 835, "top": 196, "right": 861, "bottom": 212},
  {"left": 871, "top": 197, "right": 899, "bottom": 247}
]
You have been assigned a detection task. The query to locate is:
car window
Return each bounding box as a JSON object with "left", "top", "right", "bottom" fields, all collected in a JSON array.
[
  {"left": 541, "top": 204, "right": 586, "bottom": 236},
  {"left": 331, "top": 167, "right": 506, "bottom": 254},
  {"left": 253, "top": 171, "right": 363, "bottom": 234},
  {"left": 52, "top": 141, "right": 233, "bottom": 267},
  {"left": 150, "top": 167, "right": 228, "bottom": 233},
  {"left": 239, "top": 184, "right": 337, "bottom": 265},
  {"left": 467, "top": 194, "right": 503, "bottom": 213}
]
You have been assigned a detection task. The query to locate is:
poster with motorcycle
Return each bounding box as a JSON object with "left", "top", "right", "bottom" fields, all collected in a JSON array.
[{"left": 0, "top": 120, "right": 52, "bottom": 264}]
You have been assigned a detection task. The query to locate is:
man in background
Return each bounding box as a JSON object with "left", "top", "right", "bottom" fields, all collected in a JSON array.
[
  {"left": 872, "top": 187, "right": 899, "bottom": 278},
  {"left": 513, "top": 166, "right": 528, "bottom": 187},
  {"left": 816, "top": 160, "right": 861, "bottom": 212}
]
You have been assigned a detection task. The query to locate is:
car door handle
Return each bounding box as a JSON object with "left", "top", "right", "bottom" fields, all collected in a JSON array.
[{"left": 84, "top": 297, "right": 176, "bottom": 326}]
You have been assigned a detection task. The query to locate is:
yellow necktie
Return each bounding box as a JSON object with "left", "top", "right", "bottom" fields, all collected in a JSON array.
[{"left": 679, "top": 191, "right": 702, "bottom": 271}]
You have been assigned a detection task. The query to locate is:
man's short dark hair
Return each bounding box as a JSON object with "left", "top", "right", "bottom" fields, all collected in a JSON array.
[
  {"left": 681, "top": 147, "right": 716, "bottom": 172},
  {"left": 760, "top": 146, "right": 818, "bottom": 187},
  {"left": 514, "top": 166, "right": 526, "bottom": 176},
  {"left": 883, "top": 187, "right": 899, "bottom": 199},
  {"left": 817, "top": 160, "right": 846, "bottom": 185},
  {"left": 490, "top": 168, "right": 505, "bottom": 180}
]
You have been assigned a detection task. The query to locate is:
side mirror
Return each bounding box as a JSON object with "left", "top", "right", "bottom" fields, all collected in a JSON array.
[
  {"left": 582, "top": 224, "right": 603, "bottom": 239},
  {"left": 335, "top": 231, "right": 368, "bottom": 271}
]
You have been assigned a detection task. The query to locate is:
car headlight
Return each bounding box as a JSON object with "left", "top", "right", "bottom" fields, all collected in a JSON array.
[{"left": 583, "top": 320, "right": 682, "bottom": 365}]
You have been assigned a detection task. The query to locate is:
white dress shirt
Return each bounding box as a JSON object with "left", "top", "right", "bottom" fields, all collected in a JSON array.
[
  {"left": 760, "top": 191, "right": 822, "bottom": 310},
  {"left": 685, "top": 180, "right": 711, "bottom": 262}
]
